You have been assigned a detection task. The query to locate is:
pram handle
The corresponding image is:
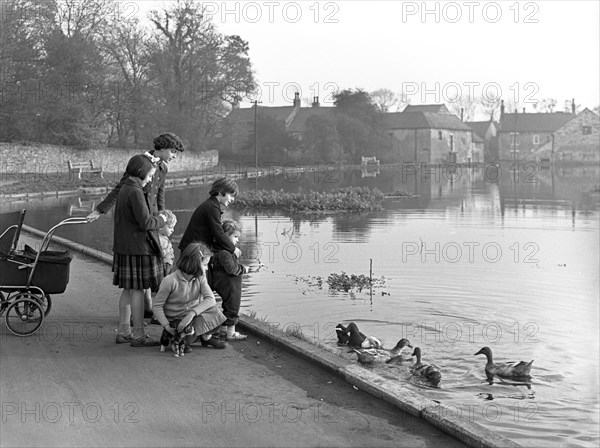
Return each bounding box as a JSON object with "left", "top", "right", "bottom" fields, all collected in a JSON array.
[{"left": 40, "top": 217, "right": 89, "bottom": 252}]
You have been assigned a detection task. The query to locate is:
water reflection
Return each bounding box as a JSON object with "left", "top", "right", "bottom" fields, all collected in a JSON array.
[{"left": 2, "top": 164, "right": 599, "bottom": 448}]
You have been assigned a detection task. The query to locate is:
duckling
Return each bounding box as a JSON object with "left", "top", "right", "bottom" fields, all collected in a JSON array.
[
  {"left": 336, "top": 322, "right": 381, "bottom": 349},
  {"left": 353, "top": 338, "right": 413, "bottom": 364},
  {"left": 474, "top": 346, "right": 533, "bottom": 378},
  {"left": 410, "top": 347, "right": 442, "bottom": 386}
]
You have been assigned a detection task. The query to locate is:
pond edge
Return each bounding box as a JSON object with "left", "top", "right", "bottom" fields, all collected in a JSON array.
[{"left": 22, "top": 225, "right": 521, "bottom": 448}]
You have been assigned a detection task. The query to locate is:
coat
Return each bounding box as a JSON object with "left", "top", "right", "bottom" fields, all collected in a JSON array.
[
  {"left": 113, "top": 177, "right": 166, "bottom": 255},
  {"left": 97, "top": 159, "right": 167, "bottom": 216},
  {"left": 178, "top": 196, "right": 235, "bottom": 253}
]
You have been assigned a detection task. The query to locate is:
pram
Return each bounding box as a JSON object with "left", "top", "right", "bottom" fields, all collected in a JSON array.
[{"left": 0, "top": 209, "right": 88, "bottom": 336}]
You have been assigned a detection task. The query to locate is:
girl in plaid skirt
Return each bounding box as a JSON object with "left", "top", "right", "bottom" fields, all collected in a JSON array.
[{"left": 113, "top": 154, "right": 167, "bottom": 347}]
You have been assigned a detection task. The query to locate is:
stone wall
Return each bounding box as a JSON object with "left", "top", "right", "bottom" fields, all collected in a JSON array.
[
  {"left": 0, "top": 142, "right": 218, "bottom": 175},
  {"left": 526, "top": 109, "right": 600, "bottom": 162}
]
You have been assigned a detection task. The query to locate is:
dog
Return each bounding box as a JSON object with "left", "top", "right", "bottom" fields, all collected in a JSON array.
[{"left": 160, "top": 319, "right": 195, "bottom": 357}]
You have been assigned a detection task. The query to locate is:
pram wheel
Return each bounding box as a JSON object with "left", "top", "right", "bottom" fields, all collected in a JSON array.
[
  {"left": 5, "top": 297, "right": 44, "bottom": 336},
  {"left": 16, "top": 291, "right": 52, "bottom": 317}
]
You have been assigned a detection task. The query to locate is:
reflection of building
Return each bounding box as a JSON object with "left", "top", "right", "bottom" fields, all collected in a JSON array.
[
  {"left": 360, "top": 166, "right": 380, "bottom": 178},
  {"left": 383, "top": 110, "right": 478, "bottom": 164},
  {"left": 497, "top": 100, "right": 599, "bottom": 162}
]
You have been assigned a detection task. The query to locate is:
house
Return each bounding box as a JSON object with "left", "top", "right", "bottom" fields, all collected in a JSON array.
[
  {"left": 402, "top": 104, "right": 451, "bottom": 114},
  {"left": 528, "top": 108, "right": 600, "bottom": 163},
  {"left": 497, "top": 100, "right": 576, "bottom": 160},
  {"left": 466, "top": 120, "right": 499, "bottom": 161},
  {"left": 219, "top": 94, "right": 333, "bottom": 157},
  {"left": 383, "top": 111, "right": 477, "bottom": 164}
]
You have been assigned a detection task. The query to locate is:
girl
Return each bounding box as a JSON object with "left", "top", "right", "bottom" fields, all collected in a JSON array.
[
  {"left": 113, "top": 154, "right": 167, "bottom": 347},
  {"left": 211, "top": 220, "right": 249, "bottom": 341},
  {"left": 152, "top": 242, "right": 228, "bottom": 350}
]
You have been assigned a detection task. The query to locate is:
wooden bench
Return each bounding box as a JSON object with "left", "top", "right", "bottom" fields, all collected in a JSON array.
[
  {"left": 68, "top": 198, "right": 96, "bottom": 216},
  {"left": 67, "top": 160, "right": 103, "bottom": 180},
  {"left": 361, "top": 156, "right": 380, "bottom": 165}
]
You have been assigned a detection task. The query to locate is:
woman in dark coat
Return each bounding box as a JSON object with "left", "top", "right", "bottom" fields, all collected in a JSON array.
[
  {"left": 179, "top": 178, "right": 241, "bottom": 286},
  {"left": 113, "top": 154, "right": 167, "bottom": 347}
]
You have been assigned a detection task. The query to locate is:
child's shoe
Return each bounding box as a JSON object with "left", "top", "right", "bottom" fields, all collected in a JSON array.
[
  {"left": 200, "top": 337, "right": 227, "bottom": 349},
  {"left": 130, "top": 335, "right": 160, "bottom": 347},
  {"left": 226, "top": 325, "right": 247, "bottom": 341},
  {"left": 115, "top": 333, "right": 132, "bottom": 344}
]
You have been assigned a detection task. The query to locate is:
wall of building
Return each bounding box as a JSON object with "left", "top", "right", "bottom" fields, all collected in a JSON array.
[
  {"left": 498, "top": 131, "right": 553, "bottom": 160},
  {"left": 390, "top": 129, "right": 474, "bottom": 164},
  {"left": 528, "top": 110, "right": 600, "bottom": 162},
  {"left": 0, "top": 142, "right": 218, "bottom": 175}
]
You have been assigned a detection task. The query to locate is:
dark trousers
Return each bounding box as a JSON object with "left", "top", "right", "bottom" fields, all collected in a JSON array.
[{"left": 212, "top": 270, "right": 242, "bottom": 327}]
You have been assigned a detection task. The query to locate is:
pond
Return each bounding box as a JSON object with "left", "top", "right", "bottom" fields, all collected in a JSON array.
[{"left": 4, "top": 163, "right": 599, "bottom": 447}]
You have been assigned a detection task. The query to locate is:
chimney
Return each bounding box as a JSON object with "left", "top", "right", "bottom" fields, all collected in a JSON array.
[
  {"left": 312, "top": 96, "right": 320, "bottom": 107},
  {"left": 460, "top": 108, "right": 464, "bottom": 121},
  {"left": 500, "top": 100, "right": 505, "bottom": 117},
  {"left": 571, "top": 98, "right": 576, "bottom": 114},
  {"left": 293, "top": 92, "right": 301, "bottom": 108}
]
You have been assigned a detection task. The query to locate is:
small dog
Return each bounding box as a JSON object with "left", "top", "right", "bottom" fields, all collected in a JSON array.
[{"left": 160, "top": 319, "right": 195, "bottom": 357}]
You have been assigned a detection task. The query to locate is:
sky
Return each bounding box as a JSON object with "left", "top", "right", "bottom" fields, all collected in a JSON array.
[{"left": 137, "top": 1, "right": 600, "bottom": 118}]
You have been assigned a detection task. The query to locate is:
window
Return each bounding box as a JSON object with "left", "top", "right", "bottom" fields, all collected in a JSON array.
[
  {"left": 449, "top": 134, "right": 454, "bottom": 152},
  {"left": 560, "top": 152, "right": 573, "bottom": 161},
  {"left": 438, "top": 131, "right": 443, "bottom": 141},
  {"left": 532, "top": 134, "right": 540, "bottom": 145},
  {"left": 510, "top": 132, "right": 520, "bottom": 147},
  {"left": 583, "top": 126, "right": 592, "bottom": 135}
]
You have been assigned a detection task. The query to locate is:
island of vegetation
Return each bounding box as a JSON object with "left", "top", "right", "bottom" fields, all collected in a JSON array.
[{"left": 230, "top": 187, "right": 388, "bottom": 214}]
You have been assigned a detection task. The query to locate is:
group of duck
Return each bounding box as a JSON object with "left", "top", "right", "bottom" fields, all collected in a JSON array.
[{"left": 335, "top": 323, "right": 533, "bottom": 387}]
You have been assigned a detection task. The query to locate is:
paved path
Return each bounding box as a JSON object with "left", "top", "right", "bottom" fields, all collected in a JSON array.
[{"left": 0, "top": 233, "right": 466, "bottom": 448}]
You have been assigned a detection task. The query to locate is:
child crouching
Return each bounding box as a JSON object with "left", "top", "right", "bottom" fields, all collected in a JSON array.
[{"left": 152, "top": 242, "right": 227, "bottom": 350}]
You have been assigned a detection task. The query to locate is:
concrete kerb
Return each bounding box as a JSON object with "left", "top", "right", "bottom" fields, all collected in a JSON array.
[{"left": 20, "top": 227, "right": 521, "bottom": 448}]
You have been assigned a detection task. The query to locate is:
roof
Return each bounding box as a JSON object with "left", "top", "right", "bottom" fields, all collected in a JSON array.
[
  {"left": 499, "top": 112, "right": 574, "bottom": 132},
  {"left": 287, "top": 107, "right": 335, "bottom": 133},
  {"left": 383, "top": 111, "right": 473, "bottom": 131},
  {"left": 403, "top": 104, "right": 450, "bottom": 114},
  {"left": 472, "top": 133, "right": 485, "bottom": 143},
  {"left": 465, "top": 121, "right": 495, "bottom": 139},
  {"left": 227, "top": 106, "right": 295, "bottom": 123}
]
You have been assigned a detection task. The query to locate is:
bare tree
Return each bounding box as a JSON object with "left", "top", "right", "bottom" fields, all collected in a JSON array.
[
  {"left": 101, "top": 17, "right": 152, "bottom": 146},
  {"left": 477, "top": 95, "right": 501, "bottom": 121},
  {"left": 54, "top": 0, "right": 114, "bottom": 38},
  {"left": 447, "top": 94, "right": 477, "bottom": 121},
  {"left": 532, "top": 98, "right": 557, "bottom": 113},
  {"left": 148, "top": 0, "right": 255, "bottom": 148},
  {"left": 370, "top": 88, "right": 399, "bottom": 113}
]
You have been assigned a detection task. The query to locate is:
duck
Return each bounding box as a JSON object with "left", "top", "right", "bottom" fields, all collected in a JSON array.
[
  {"left": 410, "top": 347, "right": 442, "bottom": 386},
  {"left": 336, "top": 322, "right": 381, "bottom": 349},
  {"left": 474, "top": 346, "right": 533, "bottom": 378},
  {"left": 353, "top": 338, "right": 413, "bottom": 364}
]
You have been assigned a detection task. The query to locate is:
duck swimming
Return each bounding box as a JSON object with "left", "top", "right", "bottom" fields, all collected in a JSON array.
[
  {"left": 474, "top": 346, "right": 533, "bottom": 378},
  {"left": 336, "top": 322, "right": 381, "bottom": 349},
  {"left": 410, "top": 347, "right": 442, "bottom": 386},
  {"left": 353, "top": 338, "right": 413, "bottom": 364}
]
